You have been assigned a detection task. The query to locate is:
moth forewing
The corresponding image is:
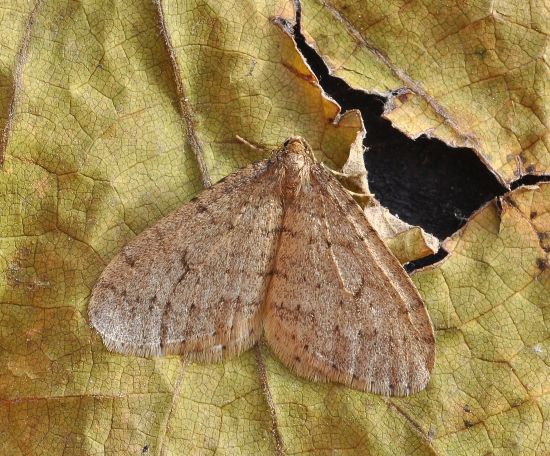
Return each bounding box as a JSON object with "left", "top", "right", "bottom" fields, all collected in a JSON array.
[{"left": 89, "top": 158, "right": 282, "bottom": 359}]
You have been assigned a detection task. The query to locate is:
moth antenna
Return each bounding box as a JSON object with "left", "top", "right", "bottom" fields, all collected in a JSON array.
[{"left": 235, "top": 135, "right": 272, "bottom": 154}]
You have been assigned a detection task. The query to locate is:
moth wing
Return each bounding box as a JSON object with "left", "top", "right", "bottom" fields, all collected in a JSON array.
[
  {"left": 89, "top": 158, "right": 283, "bottom": 359},
  {"left": 264, "top": 165, "right": 435, "bottom": 396}
]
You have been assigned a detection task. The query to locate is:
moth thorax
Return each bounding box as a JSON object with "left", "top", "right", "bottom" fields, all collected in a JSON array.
[{"left": 282, "top": 152, "right": 307, "bottom": 199}]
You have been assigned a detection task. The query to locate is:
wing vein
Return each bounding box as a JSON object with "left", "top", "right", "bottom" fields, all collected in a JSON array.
[
  {"left": 317, "top": 171, "right": 420, "bottom": 333},
  {"left": 317, "top": 177, "right": 361, "bottom": 380}
]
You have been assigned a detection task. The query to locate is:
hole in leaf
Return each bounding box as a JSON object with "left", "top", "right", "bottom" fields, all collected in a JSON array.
[
  {"left": 405, "top": 250, "right": 448, "bottom": 273},
  {"left": 511, "top": 175, "right": 550, "bottom": 190},
  {"left": 292, "top": 15, "right": 507, "bottom": 240}
]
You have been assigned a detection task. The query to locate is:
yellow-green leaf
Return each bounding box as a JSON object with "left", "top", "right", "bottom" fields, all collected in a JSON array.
[
  {"left": 365, "top": 204, "right": 439, "bottom": 264},
  {"left": 413, "top": 183, "right": 550, "bottom": 455},
  {"left": 0, "top": 0, "right": 358, "bottom": 453},
  {"left": 1, "top": 0, "right": 548, "bottom": 455},
  {"left": 300, "top": 0, "right": 550, "bottom": 184}
]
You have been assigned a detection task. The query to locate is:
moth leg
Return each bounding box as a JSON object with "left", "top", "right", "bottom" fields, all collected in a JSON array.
[
  {"left": 321, "top": 163, "right": 373, "bottom": 203},
  {"left": 321, "top": 165, "right": 350, "bottom": 179}
]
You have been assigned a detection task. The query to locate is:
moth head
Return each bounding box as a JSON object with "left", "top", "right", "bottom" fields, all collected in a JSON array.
[{"left": 282, "top": 136, "right": 316, "bottom": 162}]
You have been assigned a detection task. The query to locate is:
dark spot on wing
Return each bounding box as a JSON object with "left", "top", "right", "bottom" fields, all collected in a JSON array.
[
  {"left": 271, "top": 268, "right": 288, "bottom": 279},
  {"left": 281, "top": 226, "right": 297, "bottom": 237},
  {"left": 160, "top": 300, "right": 173, "bottom": 350},
  {"left": 178, "top": 270, "right": 188, "bottom": 282},
  {"left": 180, "top": 251, "right": 189, "bottom": 267},
  {"left": 121, "top": 250, "right": 135, "bottom": 267},
  {"left": 536, "top": 258, "right": 547, "bottom": 271},
  {"left": 399, "top": 305, "right": 409, "bottom": 315},
  {"left": 197, "top": 204, "right": 208, "bottom": 213},
  {"left": 102, "top": 283, "right": 116, "bottom": 293},
  {"left": 353, "top": 277, "right": 364, "bottom": 299}
]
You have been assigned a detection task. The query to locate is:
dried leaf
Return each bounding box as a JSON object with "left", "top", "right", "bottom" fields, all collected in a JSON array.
[
  {"left": 1, "top": 0, "right": 548, "bottom": 454},
  {"left": 299, "top": 0, "right": 550, "bottom": 184},
  {"left": 365, "top": 204, "right": 440, "bottom": 264},
  {"left": 334, "top": 133, "right": 439, "bottom": 264}
]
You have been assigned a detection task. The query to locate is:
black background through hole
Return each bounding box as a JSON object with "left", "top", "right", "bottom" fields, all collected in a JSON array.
[{"left": 292, "top": 23, "right": 507, "bottom": 246}]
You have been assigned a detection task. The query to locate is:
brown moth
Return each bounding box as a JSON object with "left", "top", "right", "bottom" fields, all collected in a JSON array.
[{"left": 89, "top": 137, "right": 435, "bottom": 396}]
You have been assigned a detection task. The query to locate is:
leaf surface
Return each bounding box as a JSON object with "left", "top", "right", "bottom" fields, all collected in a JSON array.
[
  {"left": 1, "top": 1, "right": 548, "bottom": 455},
  {"left": 300, "top": 0, "right": 550, "bottom": 184}
]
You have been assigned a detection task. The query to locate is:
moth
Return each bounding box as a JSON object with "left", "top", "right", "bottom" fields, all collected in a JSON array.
[{"left": 89, "top": 137, "right": 435, "bottom": 396}]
